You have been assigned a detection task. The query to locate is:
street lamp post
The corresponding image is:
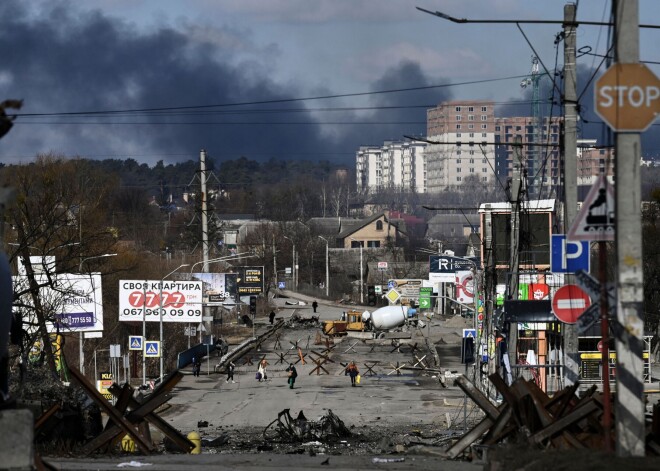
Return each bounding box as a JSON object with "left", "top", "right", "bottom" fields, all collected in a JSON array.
[
  {"left": 159, "top": 263, "right": 190, "bottom": 382},
  {"left": 318, "top": 236, "right": 329, "bottom": 297},
  {"left": 283, "top": 236, "right": 296, "bottom": 291},
  {"left": 349, "top": 238, "right": 364, "bottom": 305},
  {"left": 78, "top": 253, "right": 117, "bottom": 376}
]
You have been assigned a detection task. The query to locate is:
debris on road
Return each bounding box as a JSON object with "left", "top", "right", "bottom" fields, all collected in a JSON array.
[{"left": 263, "top": 408, "right": 351, "bottom": 443}]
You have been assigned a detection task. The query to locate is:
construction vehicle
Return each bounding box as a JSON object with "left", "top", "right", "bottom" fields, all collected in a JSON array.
[
  {"left": 321, "top": 306, "right": 419, "bottom": 337},
  {"left": 321, "top": 310, "right": 366, "bottom": 337}
]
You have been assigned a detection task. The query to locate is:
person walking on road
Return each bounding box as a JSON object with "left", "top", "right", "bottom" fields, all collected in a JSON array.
[
  {"left": 345, "top": 361, "right": 359, "bottom": 387},
  {"left": 257, "top": 359, "right": 268, "bottom": 382},
  {"left": 192, "top": 356, "right": 201, "bottom": 377},
  {"left": 226, "top": 361, "right": 236, "bottom": 383},
  {"left": 285, "top": 363, "right": 298, "bottom": 389},
  {"left": 269, "top": 310, "right": 276, "bottom": 325},
  {"left": 312, "top": 300, "right": 318, "bottom": 313}
]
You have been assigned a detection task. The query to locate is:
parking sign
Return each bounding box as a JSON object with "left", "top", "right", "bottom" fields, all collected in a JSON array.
[{"left": 551, "top": 235, "right": 590, "bottom": 273}]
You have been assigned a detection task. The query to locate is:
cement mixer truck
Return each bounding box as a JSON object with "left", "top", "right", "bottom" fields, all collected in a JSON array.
[
  {"left": 362, "top": 305, "right": 419, "bottom": 336},
  {"left": 321, "top": 305, "right": 420, "bottom": 338}
]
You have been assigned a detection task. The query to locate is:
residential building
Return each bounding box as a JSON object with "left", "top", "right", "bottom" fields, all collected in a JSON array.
[
  {"left": 425, "top": 100, "right": 497, "bottom": 192},
  {"left": 356, "top": 140, "right": 427, "bottom": 194},
  {"left": 494, "top": 116, "right": 562, "bottom": 197},
  {"left": 576, "top": 139, "right": 615, "bottom": 185}
]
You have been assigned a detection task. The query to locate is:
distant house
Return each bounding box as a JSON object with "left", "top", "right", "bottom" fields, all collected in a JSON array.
[{"left": 337, "top": 212, "right": 404, "bottom": 248}]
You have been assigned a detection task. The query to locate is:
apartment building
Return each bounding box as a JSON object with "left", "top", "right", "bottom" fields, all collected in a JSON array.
[
  {"left": 493, "top": 116, "right": 563, "bottom": 196},
  {"left": 425, "top": 101, "right": 497, "bottom": 192},
  {"left": 356, "top": 140, "right": 427, "bottom": 194},
  {"left": 577, "top": 139, "right": 615, "bottom": 185}
]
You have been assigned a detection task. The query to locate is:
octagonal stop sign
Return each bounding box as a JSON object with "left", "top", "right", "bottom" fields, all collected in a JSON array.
[{"left": 595, "top": 63, "right": 660, "bottom": 132}]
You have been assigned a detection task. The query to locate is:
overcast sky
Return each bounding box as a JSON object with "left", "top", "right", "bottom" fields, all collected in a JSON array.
[{"left": 0, "top": 0, "right": 658, "bottom": 166}]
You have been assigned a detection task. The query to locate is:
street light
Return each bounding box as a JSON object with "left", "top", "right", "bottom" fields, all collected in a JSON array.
[
  {"left": 189, "top": 253, "right": 255, "bottom": 274},
  {"left": 159, "top": 263, "right": 190, "bottom": 382},
  {"left": 78, "top": 253, "right": 117, "bottom": 375},
  {"left": 283, "top": 236, "right": 296, "bottom": 291},
  {"left": 318, "top": 236, "right": 329, "bottom": 297},
  {"left": 349, "top": 238, "right": 364, "bottom": 305}
]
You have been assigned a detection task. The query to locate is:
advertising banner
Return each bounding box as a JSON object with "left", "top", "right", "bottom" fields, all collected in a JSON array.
[
  {"left": 118, "top": 280, "right": 203, "bottom": 323},
  {"left": 14, "top": 273, "right": 104, "bottom": 333},
  {"left": 237, "top": 266, "right": 265, "bottom": 295},
  {"left": 429, "top": 255, "right": 475, "bottom": 283},
  {"left": 187, "top": 272, "right": 238, "bottom": 304}
]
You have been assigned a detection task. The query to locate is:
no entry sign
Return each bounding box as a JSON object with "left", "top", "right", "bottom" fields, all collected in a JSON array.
[{"left": 552, "top": 284, "right": 591, "bottom": 324}]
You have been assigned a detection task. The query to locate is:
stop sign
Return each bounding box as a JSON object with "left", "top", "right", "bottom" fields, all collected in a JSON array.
[
  {"left": 552, "top": 284, "right": 591, "bottom": 324},
  {"left": 595, "top": 63, "right": 660, "bottom": 132}
]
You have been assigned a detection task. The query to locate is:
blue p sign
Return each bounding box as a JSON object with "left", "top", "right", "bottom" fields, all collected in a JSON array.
[{"left": 551, "top": 235, "right": 590, "bottom": 273}]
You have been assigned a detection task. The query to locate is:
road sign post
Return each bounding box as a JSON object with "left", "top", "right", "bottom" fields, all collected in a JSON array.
[
  {"left": 595, "top": 63, "right": 659, "bottom": 132},
  {"left": 552, "top": 284, "right": 591, "bottom": 324}
]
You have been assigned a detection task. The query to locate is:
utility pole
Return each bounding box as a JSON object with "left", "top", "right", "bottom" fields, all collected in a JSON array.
[
  {"left": 507, "top": 137, "right": 524, "bottom": 375},
  {"left": 200, "top": 149, "right": 212, "bottom": 343},
  {"left": 613, "top": 0, "right": 645, "bottom": 457},
  {"left": 562, "top": 2, "right": 580, "bottom": 390}
]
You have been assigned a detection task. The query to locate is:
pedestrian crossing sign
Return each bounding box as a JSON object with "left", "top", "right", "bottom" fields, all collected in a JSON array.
[
  {"left": 128, "top": 335, "right": 144, "bottom": 351},
  {"left": 144, "top": 341, "right": 161, "bottom": 358}
]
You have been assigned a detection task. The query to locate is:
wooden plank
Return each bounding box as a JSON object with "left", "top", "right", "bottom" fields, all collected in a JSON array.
[
  {"left": 445, "top": 415, "right": 493, "bottom": 459},
  {"left": 530, "top": 401, "right": 599, "bottom": 444},
  {"left": 68, "top": 367, "right": 153, "bottom": 455},
  {"left": 455, "top": 375, "right": 500, "bottom": 421},
  {"left": 488, "top": 374, "right": 523, "bottom": 426},
  {"left": 34, "top": 403, "right": 60, "bottom": 433},
  {"left": 482, "top": 406, "right": 513, "bottom": 445}
]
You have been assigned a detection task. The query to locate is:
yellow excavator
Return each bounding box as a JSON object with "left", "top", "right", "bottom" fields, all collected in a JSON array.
[{"left": 321, "top": 310, "right": 366, "bottom": 336}]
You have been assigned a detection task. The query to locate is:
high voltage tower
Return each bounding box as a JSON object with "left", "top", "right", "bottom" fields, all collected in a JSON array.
[{"left": 520, "top": 56, "right": 544, "bottom": 198}]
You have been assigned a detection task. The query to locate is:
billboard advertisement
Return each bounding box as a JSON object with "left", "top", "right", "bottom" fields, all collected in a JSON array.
[
  {"left": 187, "top": 272, "right": 238, "bottom": 304},
  {"left": 237, "top": 266, "right": 265, "bottom": 295},
  {"left": 14, "top": 273, "right": 105, "bottom": 333},
  {"left": 429, "top": 255, "right": 475, "bottom": 283},
  {"left": 118, "top": 280, "right": 203, "bottom": 323}
]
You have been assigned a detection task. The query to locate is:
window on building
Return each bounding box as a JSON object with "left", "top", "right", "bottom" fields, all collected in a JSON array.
[
  {"left": 482, "top": 176, "right": 488, "bottom": 181},
  {"left": 482, "top": 106, "right": 488, "bottom": 112},
  {"left": 457, "top": 167, "right": 462, "bottom": 173},
  {"left": 482, "top": 158, "right": 487, "bottom": 163},
  {"left": 482, "top": 167, "right": 488, "bottom": 172},
  {"left": 456, "top": 133, "right": 462, "bottom": 138},
  {"left": 495, "top": 126, "right": 501, "bottom": 132},
  {"left": 468, "top": 115, "right": 475, "bottom": 121},
  {"left": 470, "top": 168, "right": 475, "bottom": 173},
  {"left": 456, "top": 115, "right": 462, "bottom": 120},
  {"left": 468, "top": 106, "right": 474, "bottom": 112},
  {"left": 456, "top": 124, "right": 461, "bottom": 129},
  {"left": 469, "top": 150, "right": 475, "bottom": 155},
  {"left": 469, "top": 158, "right": 474, "bottom": 163},
  {"left": 516, "top": 126, "right": 521, "bottom": 131},
  {"left": 481, "top": 115, "right": 487, "bottom": 121},
  {"left": 455, "top": 106, "right": 461, "bottom": 111},
  {"left": 367, "top": 241, "right": 381, "bottom": 248},
  {"left": 469, "top": 132, "right": 474, "bottom": 137},
  {"left": 457, "top": 150, "right": 462, "bottom": 155},
  {"left": 376, "top": 220, "right": 383, "bottom": 231},
  {"left": 468, "top": 124, "right": 474, "bottom": 129},
  {"left": 482, "top": 124, "right": 487, "bottom": 129},
  {"left": 456, "top": 158, "right": 461, "bottom": 164},
  {"left": 457, "top": 176, "right": 462, "bottom": 182}
]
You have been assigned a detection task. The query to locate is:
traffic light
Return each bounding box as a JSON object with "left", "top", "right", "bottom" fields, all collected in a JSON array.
[
  {"left": 249, "top": 296, "right": 257, "bottom": 315},
  {"left": 367, "top": 286, "right": 377, "bottom": 306}
]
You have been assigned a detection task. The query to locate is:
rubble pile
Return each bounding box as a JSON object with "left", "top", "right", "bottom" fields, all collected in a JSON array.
[
  {"left": 284, "top": 314, "right": 320, "bottom": 329},
  {"left": 263, "top": 409, "right": 351, "bottom": 443}
]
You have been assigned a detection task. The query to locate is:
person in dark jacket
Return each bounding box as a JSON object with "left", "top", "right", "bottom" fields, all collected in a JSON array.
[
  {"left": 269, "top": 310, "right": 276, "bottom": 325},
  {"left": 285, "top": 363, "right": 298, "bottom": 389},
  {"left": 345, "top": 361, "right": 359, "bottom": 387},
  {"left": 312, "top": 301, "right": 318, "bottom": 313},
  {"left": 226, "top": 361, "right": 235, "bottom": 383}
]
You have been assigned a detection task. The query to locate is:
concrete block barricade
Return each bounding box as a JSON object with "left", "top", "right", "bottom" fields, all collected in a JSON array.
[{"left": 0, "top": 409, "right": 34, "bottom": 470}]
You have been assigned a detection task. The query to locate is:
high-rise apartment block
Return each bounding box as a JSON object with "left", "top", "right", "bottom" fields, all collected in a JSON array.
[
  {"left": 356, "top": 140, "right": 427, "bottom": 194},
  {"left": 356, "top": 100, "right": 613, "bottom": 195}
]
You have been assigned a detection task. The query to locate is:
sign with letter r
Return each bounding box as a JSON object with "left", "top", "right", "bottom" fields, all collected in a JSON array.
[{"left": 551, "top": 235, "right": 590, "bottom": 273}]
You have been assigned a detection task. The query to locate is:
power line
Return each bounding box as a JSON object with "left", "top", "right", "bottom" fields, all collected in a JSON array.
[{"left": 14, "top": 75, "right": 530, "bottom": 118}]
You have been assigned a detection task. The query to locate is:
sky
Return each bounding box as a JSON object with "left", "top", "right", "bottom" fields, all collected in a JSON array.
[{"left": 0, "top": 0, "right": 658, "bottom": 167}]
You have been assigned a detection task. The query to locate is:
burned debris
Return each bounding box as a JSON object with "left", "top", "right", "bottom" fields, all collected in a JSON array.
[{"left": 263, "top": 409, "right": 351, "bottom": 443}]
